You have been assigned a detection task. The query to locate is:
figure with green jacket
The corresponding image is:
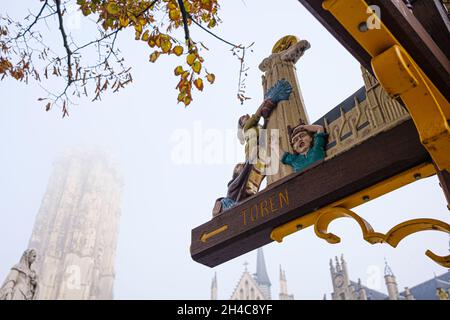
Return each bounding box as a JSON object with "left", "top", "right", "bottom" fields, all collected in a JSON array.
[{"left": 282, "top": 123, "right": 327, "bottom": 173}]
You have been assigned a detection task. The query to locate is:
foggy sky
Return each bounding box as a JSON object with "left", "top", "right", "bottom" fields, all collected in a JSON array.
[{"left": 0, "top": 1, "right": 448, "bottom": 299}]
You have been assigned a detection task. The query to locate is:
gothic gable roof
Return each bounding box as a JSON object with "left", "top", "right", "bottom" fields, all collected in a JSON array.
[
  {"left": 229, "top": 271, "right": 267, "bottom": 300},
  {"left": 350, "top": 281, "right": 389, "bottom": 300}
]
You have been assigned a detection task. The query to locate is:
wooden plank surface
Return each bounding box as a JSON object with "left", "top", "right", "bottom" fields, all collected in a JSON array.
[
  {"left": 436, "top": 167, "right": 450, "bottom": 210},
  {"left": 191, "top": 120, "right": 431, "bottom": 267},
  {"left": 410, "top": 0, "right": 450, "bottom": 60}
]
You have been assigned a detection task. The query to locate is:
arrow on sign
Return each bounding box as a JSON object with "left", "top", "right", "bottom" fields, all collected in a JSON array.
[{"left": 200, "top": 225, "right": 228, "bottom": 243}]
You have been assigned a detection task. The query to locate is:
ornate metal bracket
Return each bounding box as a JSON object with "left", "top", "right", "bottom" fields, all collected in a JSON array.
[
  {"left": 314, "top": 207, "right": 450, "bottom": 268},
  {"left": 270, "top": 163, "right": 449, "bottom": 267},
  {"left": 322, "top": 0, "right": 450, "bottom": 172}
]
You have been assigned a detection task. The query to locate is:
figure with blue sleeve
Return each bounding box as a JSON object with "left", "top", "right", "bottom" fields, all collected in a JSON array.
[{"left": 212, "top": 79, "right": 293, "bottom": 217}]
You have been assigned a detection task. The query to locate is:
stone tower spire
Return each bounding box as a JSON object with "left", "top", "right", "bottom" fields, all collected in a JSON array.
[
  {"left": 330, "top": 255, "right": 353, "bottom": 300},
  {"left": 259, "top": 36, "right": 311, "bottom": 184},
  {"left": 279, "top": 265, "right": 294, "bottom": 300},
  {"left": 384, "top": 259, "right": 399, "bottom": 300},
  {"left": 28, "top": 150, "right": 123, "bottom": 300},
  {"left": 335, "top": 256, "right": 341, "bottom": 272},
  {"left": 211, "top": 272, "right": 218, "bottom": 300},
  {"left": 341, "top": 254, "right": 349, "bottom": 280},
  {"left": 255, "top": 248, "right": 271, "bottom": 299},
  {"left": 329, "top": 258, "right": 335, "bottom": 274}
]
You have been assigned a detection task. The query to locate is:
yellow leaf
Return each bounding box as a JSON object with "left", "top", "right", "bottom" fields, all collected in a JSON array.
[
  {"left": 173, "top": 45, "right": 183, "bottom": 56},
  {"left": 181, "top": 71, "right": 190, "bottom": 79},
  {"left": 183, "top": 1, "right": 192, "bottom": 13},
  {"left": 149, "top": 51, "right": 160, "bottom": 63},
  {"left": 206, "top": 73, "right": 215, "bottom": 84},
  {"left": 169, "top": 9, "right": 181, "bottom": 20},
  {"left": 142, "top": 30, "right": 150, "bottom": 41},
  {"left": 161, "top": 40, "right": 172, "bottom": 53},
  {"left": 194, "top": 78, "right": 204, "bottom": 91},
  {"left": 174, "top": 66, "right": 184, "bottom": 76},
  {"left": 134, "top": 24, "right": 143, "bottom": 33},
  {"left": 138, "top": 17, "right": 146, "bottom": 26},
  {"left": 192, "top": 61, "right": 201, "bottom": 74},
  {"left": 119, "top": 16, "right": 129, "bottom": 27},
  {"left": 178, "top": 92, "right": 186, "bottom": 102},
  {"left": 207, "top": 19, "right": 216, "bottom": 28},
  {"left": 186, "top": 53, "right": 196, "bottom": 66},
  {"left": 106, "top": 2, "right": 120, "bottom": 15},
  {"left": 183, "top": 96, "right": 192, "bottom": 106}
]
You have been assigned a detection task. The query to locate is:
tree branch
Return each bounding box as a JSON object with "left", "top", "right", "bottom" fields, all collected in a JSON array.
[
  {"left": 177, "top": 0, "right": 191, "bottom": 46},
  {"left": 55, "top": 0, "right": 72, "bottom": 83},
  {"left": 14, "top": 0, "right": 49, "bottom": 40}
]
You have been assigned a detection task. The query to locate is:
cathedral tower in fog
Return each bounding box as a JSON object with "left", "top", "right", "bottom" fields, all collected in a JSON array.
[{"left": 28, "top": 150, "right": 123, "bottom": 299}]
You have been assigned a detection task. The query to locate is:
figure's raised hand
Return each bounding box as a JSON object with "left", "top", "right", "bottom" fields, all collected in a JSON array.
[{"left": 264, "top": 79, "right": 293, "bottom": 104}]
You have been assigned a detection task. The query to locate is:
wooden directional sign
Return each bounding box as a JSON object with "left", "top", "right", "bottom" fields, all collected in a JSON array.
[
  {"left": 191, "top": 0, "right": 450, "bottom": 267},
  {"left": 191, "top": 120, "right": 430, "bottom": 267}
]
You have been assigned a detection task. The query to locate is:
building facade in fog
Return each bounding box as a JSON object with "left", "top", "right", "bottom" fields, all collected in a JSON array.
[
  {"left": 328, "top": 254, "right": 450, "bottom": 300},
  {"left": 28, "top": 151, "right": 123, "bottom": 299}
]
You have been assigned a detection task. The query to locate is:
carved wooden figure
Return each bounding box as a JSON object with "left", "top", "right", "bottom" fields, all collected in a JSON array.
[
  {"left": 282, "top": 122, "right": 327, "bottom": 173},
  {"left": 212, "top": 80, "right": 293, "bottom": 216}
]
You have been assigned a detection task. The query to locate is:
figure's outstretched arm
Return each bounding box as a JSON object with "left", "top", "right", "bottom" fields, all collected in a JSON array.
[
  {"left": 296, "top": 124, "right": 324, "bottom": 133},
  {"left": 255, "top": 79, "right": 293, "bottom": 120},
  {"left": 264, "top": 79, "right": 293, "bottom": 104}
]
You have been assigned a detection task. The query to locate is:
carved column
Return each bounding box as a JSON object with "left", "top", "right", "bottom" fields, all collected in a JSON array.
[{"left": 259, "top": 36, "right": 311, "bottom": 184}]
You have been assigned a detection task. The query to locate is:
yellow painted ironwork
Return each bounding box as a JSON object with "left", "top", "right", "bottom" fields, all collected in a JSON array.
[
  {"left": 269, "top": 0, "right": 450, "bottom": 268},
  {"left": 270, "top": 163, "right": 435, "bottom": 242},
  {"left": 315, "top": 208, "right": 450, "bottom": 268},
  {"left": 322, "top": 0, "right": 450, "bottom": 172},
  {"left": 270, "top": 163, "right": 450, "bottom": 266}
]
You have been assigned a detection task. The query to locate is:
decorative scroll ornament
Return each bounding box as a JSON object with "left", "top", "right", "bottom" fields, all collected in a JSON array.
[{"left": 314, "top": 207, "right": 450, "bottom": 268}]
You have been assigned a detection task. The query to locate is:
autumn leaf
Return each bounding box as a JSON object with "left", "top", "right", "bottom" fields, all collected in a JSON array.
[
  {"left": 173, "top": 45, "right": 183, "bottom": 56},
  {"left": 186, "top": 53, "right": 196, "bottom": 66},
  {"left": 106, "top": 2, "right": 120, "bottom": 15},
  {"left": 194, "top": 78, "right": 204, "bottom": 91},
  {"left": 206, "top": 72, "right": 215, "bottom": 84},
  {"left": 192, "top": 61, "right": 201, "bottom": 74},
  {"left": 119, "top": 16, "right": 129, "bottom": 27},
  {"left": 174, "top": 66, "right": 184, "bottom": 76},
  {"left": 169, "top": 9, "right": 181, "bottom": 20},
  {"left": 183, "top": 96, "right": 192, "bottom": 106},
  {"left": 141, "top": 30, "right": 150, "bottom": 41},
  {"left": 207, "top": 18, "right": 216, "bottom": 28},
  {"left": 149, "top": 51, "right": 160, "bottom": 63},
  {"left": 161, "top": 39, "right": 172, "bottom": 53}
]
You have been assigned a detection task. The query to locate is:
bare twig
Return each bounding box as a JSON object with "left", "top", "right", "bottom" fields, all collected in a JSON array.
[
  {"left": 188, "top": 13, "right": 239, "bottom": 48},
  {"left": 14, "top": 0, "right": 49, "bottom": 40}
]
